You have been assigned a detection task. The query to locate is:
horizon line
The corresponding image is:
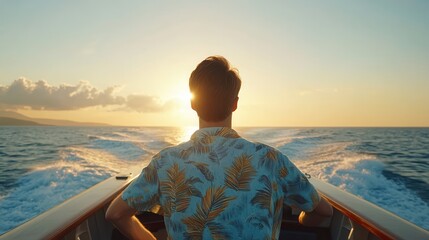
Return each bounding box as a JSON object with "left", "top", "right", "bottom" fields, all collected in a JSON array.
[{"left": 3, "top": 125, "right": 428, "bottom": 128}]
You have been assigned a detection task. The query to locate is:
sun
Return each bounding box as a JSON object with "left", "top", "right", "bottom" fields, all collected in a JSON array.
[
  {"left": 178, "top": 91, "right": 194, "bottom": 101},
  {"left": 172, "top": 90, "right": 193, "bottom": 113},
  {"left": 163, "top": 80, "right": 197, "bottom": 125},
  {"left": 175, "top": 91, "right": 194, "bottom": 109}
]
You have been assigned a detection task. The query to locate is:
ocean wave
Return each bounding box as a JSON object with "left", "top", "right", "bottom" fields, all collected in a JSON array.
[
  {"left": 0, "top": 161, "right": 112, "bottom": 234},
  {"left": 0, "top": 144, "right": 153, "bottom": 234},
  {"left": 90, "top": 138, "right": 148, "bottom": 161},
  {"left": 291, "top": 142, "right": 429, "bottom": 230},
  {"left": 87, "top": 131, "right": 173, "bottom": 160}
]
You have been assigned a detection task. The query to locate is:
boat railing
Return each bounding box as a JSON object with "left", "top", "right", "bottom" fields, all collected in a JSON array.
[
  {"left": 309, "top": 177, "right": 429, "bottom": 240},
  {"left": 0, "top": 168, "right": 141, "bottom": 240},
  {"left": 1, "top": 170, "right": 428, "bottom": 240}
]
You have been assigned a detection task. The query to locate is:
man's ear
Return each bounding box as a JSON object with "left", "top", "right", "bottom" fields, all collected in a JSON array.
[{"left": 232, "top": 97, "right": 239, "bottom": 112}]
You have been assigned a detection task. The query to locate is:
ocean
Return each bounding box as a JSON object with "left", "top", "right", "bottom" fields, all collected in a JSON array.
[{"left": 0, "top": 126, "right": 428, "bottom": 234}]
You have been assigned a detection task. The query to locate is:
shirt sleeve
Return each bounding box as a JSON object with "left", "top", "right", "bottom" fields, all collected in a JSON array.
[
  {"left": 277, "top": 153, "right": 320, "bottom": 212},
  {"left": 121, "top": 159, "right": 160, "bottom": 212}
]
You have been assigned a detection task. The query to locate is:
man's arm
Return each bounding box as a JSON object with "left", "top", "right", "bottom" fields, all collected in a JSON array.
[
  {"left": 298, "top": 196, "right": 333, "bottom": 227},
  {"left": 105, "top": 194, "right": 156, "bottom": 240}
]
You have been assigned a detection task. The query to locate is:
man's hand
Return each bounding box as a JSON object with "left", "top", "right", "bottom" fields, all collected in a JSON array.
[
  {"left": 105, "top": 194, "right": 156, "bottom": 240},
  {"left": 298, "top": 197, "right": 333, "bottom": 227}
]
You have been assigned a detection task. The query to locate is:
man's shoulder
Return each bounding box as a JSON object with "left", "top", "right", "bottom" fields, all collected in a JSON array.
[
  {"left": 250, "top": 141, "right": 281, "bottom": 153},
  {"left": 233, "top": 137, "right": 288, "bottom": 159},
  {"left": 250, "top": 141, "right": 293, "bottom": 163},
  {"left": 156, "top": 141, "right": 191, "bottom": 157}
]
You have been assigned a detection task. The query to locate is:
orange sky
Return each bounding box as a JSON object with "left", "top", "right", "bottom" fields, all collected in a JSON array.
[{"left": 1, "top": 1, "right": 428, "bottom": 127}]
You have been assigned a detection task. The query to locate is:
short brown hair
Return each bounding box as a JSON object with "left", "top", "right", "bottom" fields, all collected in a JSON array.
[{"left": 189, "top": 56, "right": 241, "bottom": 122}]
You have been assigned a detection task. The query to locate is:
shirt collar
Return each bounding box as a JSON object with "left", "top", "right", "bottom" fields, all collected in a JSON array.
[{"left": 190, "top": 127, "right": 240, "bottom": 141}]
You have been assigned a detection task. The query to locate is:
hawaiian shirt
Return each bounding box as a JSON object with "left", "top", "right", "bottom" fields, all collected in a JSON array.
[{"left": 122, "top": 127, "right": 320, "bottom": 240}]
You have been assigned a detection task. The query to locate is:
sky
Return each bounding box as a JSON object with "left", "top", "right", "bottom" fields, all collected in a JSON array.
[{"left": 0, "top": 0, "right": 428, "bottom": 127}]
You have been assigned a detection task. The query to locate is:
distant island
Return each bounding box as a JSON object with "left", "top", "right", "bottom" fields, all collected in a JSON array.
[
  {"left": 0, "top": 117, "right": 47, "bottom": 126},
  {"left": 0, "top": 111, "right": 109, "bottom": 126}
]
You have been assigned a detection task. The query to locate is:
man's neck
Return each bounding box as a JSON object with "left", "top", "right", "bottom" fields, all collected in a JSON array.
[{"left": 199, "top": 115, "right": 232, "bottom": 129}]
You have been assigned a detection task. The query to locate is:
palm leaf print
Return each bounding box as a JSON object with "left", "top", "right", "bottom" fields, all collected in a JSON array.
[
  {"left": 193, "top": 141, "right": 210, "bottom": 154},
  {"left": 187, "top": 176, "right": 203, "bottom": 198},
  {"left": 200, "top": 132, "right": 214, "bottom": 145},
  {"left": 251, "top": 175, "right": 272, "bottom": 213},
  {"left": 163, "top": 199, "right": 172, "bottom": 217},
  {"left": 271, "top": 197, "right": 283, "bottom": 240},
  {"left": 189, "top": 161, "right": 214, "bottom": 181},
  {"left": 209, "top": 142, "right": 228, "bottom": 164},
  {"left": 246, "top": 215, "right": 269, "bottom": 230},
  {"left": 279, "top": 166, "right": 288, "bottom": 178},
  {"left": 266, "top": 148, "right": 279, "bottom": 160},
  {"left": 160, "top": 163, "right": 201, "bottom": 215},
  {"left": 143, "top": 163, "right": 158, "bottom": 184},
  {"left": 152, "top": 152, "right": 169, "bottom": 169},
  {"left": 207, "top": 221, "right": 231, "bottom": 239},
  {"left": 214, "top": 127, "right": 239, "bottom": 138},
  {"left": 209, "top": 151, "right": 220, "bottom": 164},
  {"left": 225, "top": 154, "right": 257, "bottom": 191},
  {"left": 259, "top": 148, "right": 280, "bottom": 170},
  {"left": 255, "top": 143, "right": 264, "bottom": 151},
  {"left": 205, "top": 186, "right": 236, "bottom": 221},
  {"left": 180, "top": 147, "right": 193, "bottom": 159},
  {"left": 181, "top": 142, "right": 211, "bottom": 159},
  {"left": 272, "top": 182, "right": 278, "bottom": 192},
  {"left": 130, "top": 194, "right": 160, "bottom": 212},
  {"left": 234, "top": 142, "right": 244, "bottom": 149},
  {"left": 182, "top": 186, "right": 236, "bottom": 240}
]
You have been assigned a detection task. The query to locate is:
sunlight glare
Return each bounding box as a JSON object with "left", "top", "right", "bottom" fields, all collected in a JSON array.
[
  {"left": 175, "top": 91, "right": 193, "bottom": 110},
  {"left": 178, "top": 91, "right": 193, "bottom": 101},
  {"left": 179, "top": 126, "right": 198, "bottom": 143}
]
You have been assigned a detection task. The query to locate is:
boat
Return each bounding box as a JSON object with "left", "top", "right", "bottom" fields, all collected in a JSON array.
[{"left": 1, "top": 166, "right": 428, "bottom": 240}]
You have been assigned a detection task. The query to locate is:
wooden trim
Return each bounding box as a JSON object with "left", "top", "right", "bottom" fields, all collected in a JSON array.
[
  {"left": 0, "top": 169, "right": 141, "bottom": 240},
  {"left": 320, "top": 192, "right": 394, "bottom": 240},
  {"left": 310, "top": 178, "right": 429, "bottom": 240},
  {"left": 49, "top": 183, "right": 130, "bottom": 240}
]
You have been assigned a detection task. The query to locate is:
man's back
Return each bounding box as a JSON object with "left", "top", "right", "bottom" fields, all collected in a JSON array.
[
  {"left": 122, "top": 127, "right": 320, "bottom": 239},
  {"left": 106, "top": 56, "right": 331, "bottom": 240}
]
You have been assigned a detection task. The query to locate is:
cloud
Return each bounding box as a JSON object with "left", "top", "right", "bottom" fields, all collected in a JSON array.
[
  {"left": 0, "top": 78, "right": 125, "bottom": 110},
  {"left": 0, "top": 78, "right": 176, "bottom": 113},
  {"left": 125, "top": 94, "right": 178, "bottom": 113}
]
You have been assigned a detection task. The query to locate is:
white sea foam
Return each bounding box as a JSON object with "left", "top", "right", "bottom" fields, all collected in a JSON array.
[
  {"left": 91, "top": 138, "right": 148, "bottom": 160},
  {"left": 0, "top": 144, "right": 151, "bottom": 234},
  {"left": 88, "top": 131, "right": 174, "bottom": 160},
  {"left": 291, "top": 142, "right": 429, "bottom": 230},
  {"left": 0, "top": 161, "right": 108, "bottom": 233}
]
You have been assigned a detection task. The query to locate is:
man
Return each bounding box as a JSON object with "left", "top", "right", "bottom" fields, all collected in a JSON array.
[{"left": 106, "top": 56, "right": 333, "bottom": 240}]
